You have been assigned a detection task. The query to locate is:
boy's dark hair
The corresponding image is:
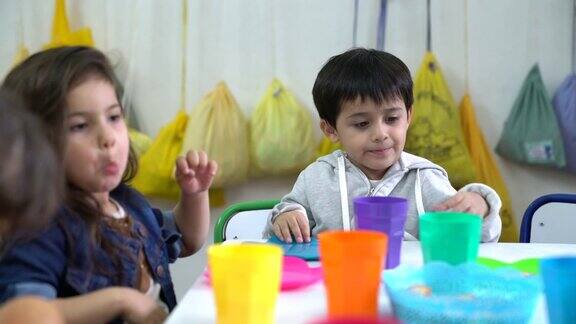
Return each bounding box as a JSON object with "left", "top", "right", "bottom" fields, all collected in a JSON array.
[
  {"left": 1, "top": 46, "right": 137, "bottom": 281},
  {"left": 312, "top": 48, "right": 413, "bottom": 127},
  {"left": 0, "top": 90, "right": 63, "bottom": 245}
]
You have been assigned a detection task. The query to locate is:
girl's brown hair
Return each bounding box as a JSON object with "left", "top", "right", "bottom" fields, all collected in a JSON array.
[
  {"left": 2, "top": 46, "right": 138, "bottom": 281},
  {"left": 0, "top": 90, "right": 63, "bottom": 251}
]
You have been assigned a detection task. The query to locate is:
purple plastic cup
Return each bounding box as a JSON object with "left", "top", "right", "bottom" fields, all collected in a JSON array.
[{"left": 353, "top": 196, "right": 408, "bottom": 269}]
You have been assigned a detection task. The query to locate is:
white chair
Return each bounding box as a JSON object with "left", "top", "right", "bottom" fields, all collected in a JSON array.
[
  {"left": 213, "top": 200, "right": 279, "bottom": 243},
  {"left": 520, "top": 194, "right": 576, "bottom": 243}
]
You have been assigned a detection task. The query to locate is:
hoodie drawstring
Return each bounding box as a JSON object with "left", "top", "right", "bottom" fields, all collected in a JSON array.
[
  {"left": 337, "top": 155, "right": 352, "bottom": 230},
  {"left": 415, "top": 169, "right": 425, "bottom": 216}
]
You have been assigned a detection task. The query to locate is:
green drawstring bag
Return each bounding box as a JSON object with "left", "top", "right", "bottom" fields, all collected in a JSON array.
[
  {"left": 250, "top": 79, "right": 315, "bottom": 176},
  {"left": 496, "top": 64, "right": 566, "bottom": 167}
]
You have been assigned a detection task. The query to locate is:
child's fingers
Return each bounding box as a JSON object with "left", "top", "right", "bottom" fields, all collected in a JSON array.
[
  {"left": 197, "top": 150, "right": 208, "bottom": 169},
  {"left": 433, "top": 194, "right": 464, "bottom": 211},
  {"left": 273, "top": 223, "right": 285, "bottom": 242},
  {"left": 450, "top": 201, "right": 472, "bottom": 213},
  {"left": 273, "top": 223, "right": 283, "bottom": 241},
  {"left": 295, "top": 214, "right": 311, "bottom": 242},
  {"left": 207, "top": 160, "right": 218, "bottom": 176},
  {"left": 287, "top": 216, "right": 303, "bottom": 243},
  {"left": 279, "top": 222, "right": 293, "bottom": 243},
  {"left": 186, "top": 150, "right": 200, "bottom": 169},
  {"left": 175, "top": 156, "right": 191, "bottom": 176}
]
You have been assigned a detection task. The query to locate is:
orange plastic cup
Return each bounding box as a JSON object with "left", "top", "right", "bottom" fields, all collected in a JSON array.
[{"left": 319, "top": 230, "right": 388, "bottom": 318}]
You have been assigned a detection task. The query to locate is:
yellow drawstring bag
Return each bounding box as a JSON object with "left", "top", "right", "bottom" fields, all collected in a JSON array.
[
  {"left": 460, "top": 94, "right": 518, "bottom": 242},
  {"left": 131, "top": 110, "right": 188, "bottom": 199},
  {"left": 316, "top": 136, "right": 341, "bottom": 158},
  {"left": 12, "top": 44, "right": 29, "bottom": 67},
  {"left": 405, "top": 52, "right": 476, "bottom": 188},
  {"left": 44, "top": 0, "right": 94, "bottom": 49},
  {"left": 250, "top": 79, "right": 315, "bottom": 176},
  {"left": 129, "top": 129, "right": 153, "bottom": 158},
  {"left": 181, "top": 82, "right": 249, "bottom": 188},
  {"left": 12, "top": 1, "right": 29, "bottom": 65}
]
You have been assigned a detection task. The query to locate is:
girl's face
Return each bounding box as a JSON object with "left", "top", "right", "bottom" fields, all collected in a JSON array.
[{"left": 63, "top": 77, "right": 129, "bottom": 195}]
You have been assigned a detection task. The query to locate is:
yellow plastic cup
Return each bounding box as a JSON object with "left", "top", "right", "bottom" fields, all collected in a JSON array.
[
  {"left": 319, "top": 230, "right": 388, "bottom": 318},
  {"left": 208, "top": 243, "right": 283, "bottom": 324}
]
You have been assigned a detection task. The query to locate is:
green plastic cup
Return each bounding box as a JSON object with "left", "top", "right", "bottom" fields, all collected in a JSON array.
[{"left": 419, "top": 212, "right": 482, "bottom": 265}]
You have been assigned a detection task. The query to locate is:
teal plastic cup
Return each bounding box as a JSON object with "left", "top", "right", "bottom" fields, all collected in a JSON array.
[
  {"left": 419, "top": 212, "right": 482, "bottom": 265},
  {"left": 540, "top": 257, "right": 576, "bottom": 324}
]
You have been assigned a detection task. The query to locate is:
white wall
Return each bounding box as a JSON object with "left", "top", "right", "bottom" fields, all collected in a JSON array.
[{"left": 1, "top": 1, "right": 575, "bottom": 295}]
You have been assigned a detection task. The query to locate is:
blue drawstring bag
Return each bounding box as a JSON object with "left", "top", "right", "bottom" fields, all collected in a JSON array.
[{"left": 553, "top": 73, "right": 576, "bottom": 173}]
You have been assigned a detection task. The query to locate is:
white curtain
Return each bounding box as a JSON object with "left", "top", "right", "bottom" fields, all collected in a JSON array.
[
  {"left": 1, "top": 0, "right": 575, "bottom": 226},
  {"left": 1, "top": 0, "right": 383, "bottom": 137}
]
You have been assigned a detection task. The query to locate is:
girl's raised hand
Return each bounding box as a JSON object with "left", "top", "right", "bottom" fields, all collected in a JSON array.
[{"left": 175, "top": 150, "right": 218, "bottom": 195}]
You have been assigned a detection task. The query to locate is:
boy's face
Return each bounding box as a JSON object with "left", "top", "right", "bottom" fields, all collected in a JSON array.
[{"left": 321, "top": 97, "right": 412, "bottom": 180}]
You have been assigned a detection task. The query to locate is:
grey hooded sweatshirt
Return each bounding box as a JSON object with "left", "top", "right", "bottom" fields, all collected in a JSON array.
[{"left": 264, "top": 150, "right": 502, "bottom": 242}]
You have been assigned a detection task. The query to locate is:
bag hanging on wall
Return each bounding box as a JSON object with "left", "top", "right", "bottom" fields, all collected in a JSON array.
[
  {"left": 553, "top": 1, "right": 576, "bottom": 173},
  {"left": 12, "top": 45, "right": 29, "bottom": 66},
  {"left": 44, "top": 0, "right": 93, "bottom": 49},
  {"left": 404, "top": 52, "right": 476, "bottom": 188},
  {"left": 553, "top": 74, "right": 576, "bottom": 173},
  {"left": 250, "top": 79, "right": 315, "bottom": 176},
  {"left": 316, "top": 136, "right": 341, "bottom": 158},
  {"left": 12, "top": 2, "right": 29, "bottom": 66},
  {"left": 496, "top": 64, "right": 566, "bottom": 168},
  {"left": 131, "top": 110, "right": 189, "bottom": 199},
  {"left": 129, "top": 129, "right": 153, "bottom": 158},
  {"left": 460, "top": 94, "right": 518, "bottom": 242},
  {"left": 181, "top": 82, "right": 249, "bottom": 188}
]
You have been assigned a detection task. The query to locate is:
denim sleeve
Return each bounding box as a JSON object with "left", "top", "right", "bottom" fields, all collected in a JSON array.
[
  {"left": 153, "top": 209, "right": 184, "bottom": 263},
  {"left": 0, "top": 223, "right": 67, "bottom": 303}
]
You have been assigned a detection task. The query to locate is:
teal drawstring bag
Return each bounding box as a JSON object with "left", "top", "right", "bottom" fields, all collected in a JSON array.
[{"left": 496, "top": 64, "right": 566, "bottom": 167}]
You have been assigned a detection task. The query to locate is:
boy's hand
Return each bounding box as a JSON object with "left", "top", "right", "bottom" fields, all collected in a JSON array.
[
  {"left": 433, "top": 192, "right": 489, "bottom": 217},
  {"left": 175, "top": 150, "right": 218, "bottom": 195},
  {"left": 273, "top": 211, "right": 311, "bottom": 243}
]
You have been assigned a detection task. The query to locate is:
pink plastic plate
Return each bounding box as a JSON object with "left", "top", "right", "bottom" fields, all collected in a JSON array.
[{"left": 204, "top": 256, "right": 322, "bottom": 291}]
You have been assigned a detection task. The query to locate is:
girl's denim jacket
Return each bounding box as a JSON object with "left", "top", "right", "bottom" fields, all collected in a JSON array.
[{"left": 0, "top": 184, "right": 182, "bottom": 311}]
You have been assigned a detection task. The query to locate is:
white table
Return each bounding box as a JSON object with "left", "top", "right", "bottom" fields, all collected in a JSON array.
[{"left": 166, "top": 242, "right": 576, "bottom": 324}]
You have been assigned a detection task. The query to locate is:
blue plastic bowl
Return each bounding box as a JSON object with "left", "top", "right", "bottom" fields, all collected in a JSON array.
[{"left": 384, "top": 262, "right": 541, "bottom": 324}]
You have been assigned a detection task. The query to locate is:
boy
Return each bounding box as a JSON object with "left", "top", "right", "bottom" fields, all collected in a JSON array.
[{"left": 265, "top": 48, "right": 501, "bottom": 243}]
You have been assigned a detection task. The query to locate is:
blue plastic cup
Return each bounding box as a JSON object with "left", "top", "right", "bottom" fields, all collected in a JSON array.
[{"left": 540, "top": 257, "right": 576, "bottom": 324}]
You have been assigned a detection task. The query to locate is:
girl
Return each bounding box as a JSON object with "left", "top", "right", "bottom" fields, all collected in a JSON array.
[
  {"left": 0, "top": 90, "right": 62, "bottom": 253},
  {"left": 0, "top": 46, "right": 217, "bottom": 323},
  {"left": 0, "top": 90, "right": 64, "bottom": 324}
]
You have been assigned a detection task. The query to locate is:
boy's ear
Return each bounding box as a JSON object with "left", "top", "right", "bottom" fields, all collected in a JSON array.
[
  {"left": 320, "top": 120, "right": 339, "bottom": 142},
  {"left": 407, "top": 107, "right": 413, "bottom": 126}
]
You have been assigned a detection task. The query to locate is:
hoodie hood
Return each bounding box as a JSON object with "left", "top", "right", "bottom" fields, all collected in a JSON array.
[{"left": 317, "top": 149, "right": 448, "bottom": 178}]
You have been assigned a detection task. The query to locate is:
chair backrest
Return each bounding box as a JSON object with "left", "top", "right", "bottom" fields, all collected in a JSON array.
[
  {"left": 213, "top": 199, "right": 280, "bottom": 243},
  {"left": 520, "top": 193, "right": 576, "bottom": 243}
]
